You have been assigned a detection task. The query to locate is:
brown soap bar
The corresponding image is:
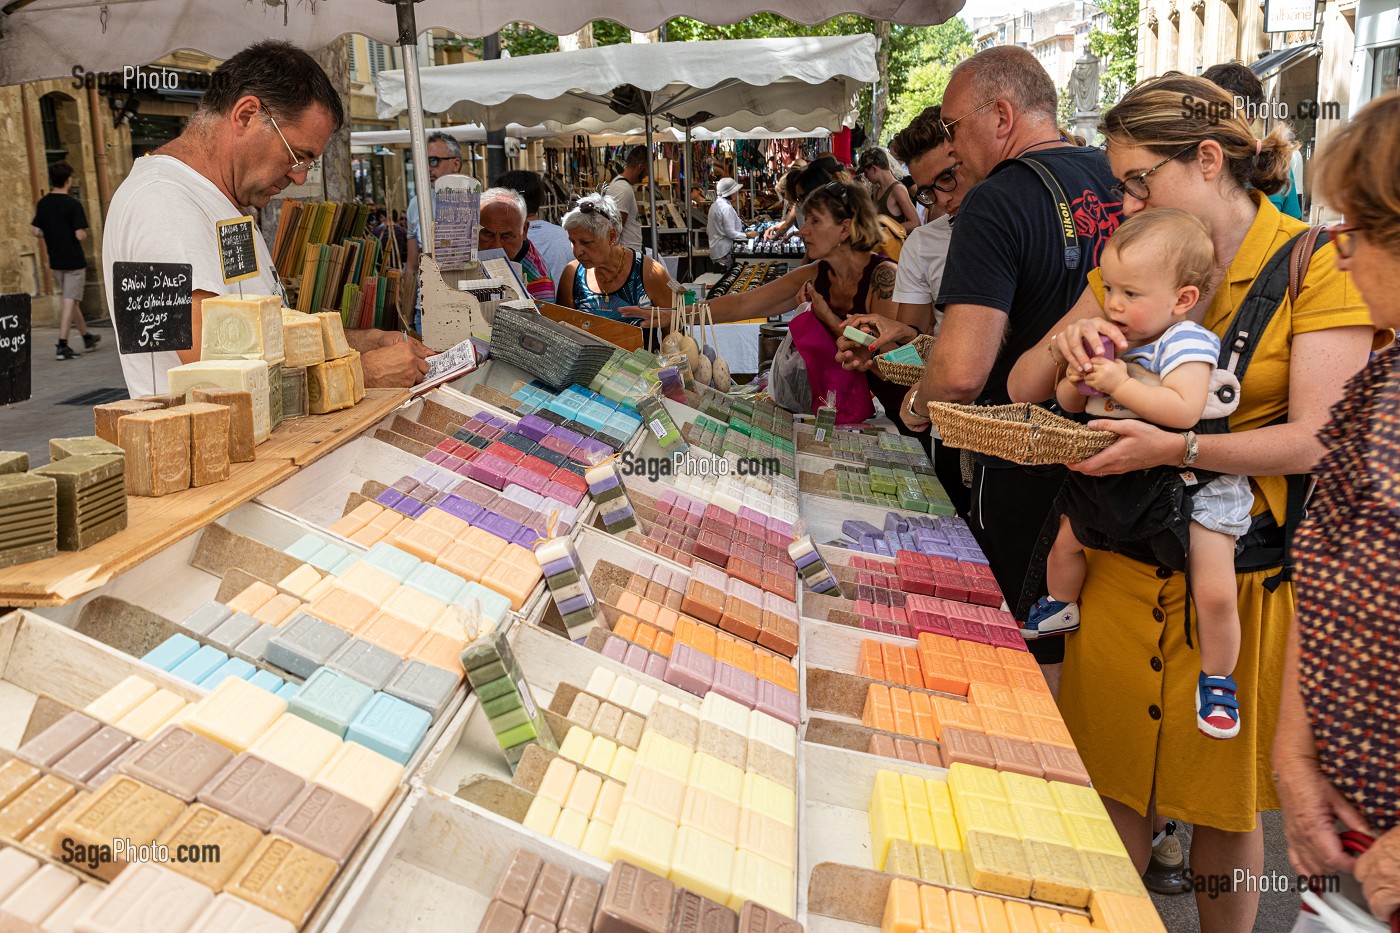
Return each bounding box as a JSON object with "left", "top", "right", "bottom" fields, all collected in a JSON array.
[
  {"left": 0, "top": 773, "right": 76, "bottom": 842},
  {"left": 648, "top": 704, "right": 699, "bottom": 749},
  {"left": 157, "top": 803, "right": 263, "bottom": 891},
  {"left": 991, "top": 735, "right": 1045, "bottom": 778},
  {"left": 893, "top": 738, "right": 923, "bottom": 763},
  {"left": 698, "top": 722, "right": 747, "bottom": 770},
  {"left": 20, "top": 789, "right": 87, "bottom": 854},
  {"left": 560, "top": 875, "right": 603, "bottom": 933},
  {"left": 93, "top": 400, "right": 162, "bottom": 444},
  {"left": 170, "top": 403, "right": 232, "bottom": 486},
  {"left": 867, "top": 733, "right": 897, "bottom": 759},
  {"left": 757, "top": 613, "right": 799, "bottom": 659},
  {"left": 671, "top": 888, "right": 739, "bottom": 933},
  {"left": 224, "top": 834, "right": 337, "bottom": 925},
  {"left": 940, "top": 727, "right": 996, "bottom": 770},
  {"left": 16, "top": 711, "right": 102, "bottom": 768},
  {"left": 495, "top": 849, "right": 545, "bottom": 910},
  {"left": 527, "top": 862, "right": 572, "bottom": 923},
  {"left": 521, "top": 917, "right": 556, "bottom": 933},
  {"left": 192, "top": 388, "right": 256, "bottom": 463},
  {"left": 592, "top": 702, "right": 624, "bottom": 740},
  {"left": 118, "top": 725, "right": 234, "bottom": 801},
  {"left": 198, "top": 753, "right": 306, "bottom": 831},
  {"left": 917, "top": 743, "right": 944, "bottom": 768},
  {"left": 138, "top": 393, "right": 187, "bottom": 409},
  {"left": 50, "top": 725, "right": 135, "bottom": 785},
  {"left": 737, "top": 901, "right": 803, "bottom": 932},
  {"left": 0, "top": 758, "right": 41, "bottom": 808},
  {"left": 745, "top": 742, "right": 794, "bottom": 790},
  {"left": 617, "top": 712, "right": 645, "bottom": 750},
  {"left": 481, "top": 899, "right": 526, "bottom": 933},
  {"left": 1037, "top": 742, "right": 1091, "bottom": 786},
  {"left": 597, "top": 861, "right": 675, "bottom": 933},
  {"left": 118, "top": 408, "right": 192, "bottom": 497},
  {"left": 49, "top": 436, "right": 124, "bottom": 461},
  {"left": 54, "top": 774, "right": 185, "bottom": 881},
  {"left": 0, "top": 451, "right": 30, "bottom": 475},
  {"left": 270, "top": 783, "right": 373, "bottom": 863},
  {"left": 567, "top": 693, "right": 601, "bottom": 728}
]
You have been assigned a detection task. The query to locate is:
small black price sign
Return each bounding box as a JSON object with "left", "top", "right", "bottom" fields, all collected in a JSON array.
[
  {"left": 112, "top": 261, "right": 193, "bottom": 355},
  {"left": 217, "top": 215, "right": 260, "bottom": 284},
  {"left": 0, "top": 293, "right": 31, "bottom": 405}
]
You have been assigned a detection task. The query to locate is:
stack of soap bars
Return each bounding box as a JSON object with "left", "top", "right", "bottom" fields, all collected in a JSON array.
[
  {"left": 535, "top": 536, "right": 602, "bottom": 642},
  {"left": 0, "top": 453, "right": 56, "bottom": 567},
  {"left": 34, "top": 437, "right": 128, "bottom": 550},
  {"left": 788, "top": 536, "right": 839, "bottom": 595},
  {"left": 462, "top": 630, "right": 557, "bottom": 770},
  {"left": 586, "top": 460, "right": 638, "bottom": 534}
]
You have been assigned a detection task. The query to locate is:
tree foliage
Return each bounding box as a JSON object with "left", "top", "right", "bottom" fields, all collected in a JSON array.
[{"left": 1088, "top": 0, "right": 1139, "bottom": 105}]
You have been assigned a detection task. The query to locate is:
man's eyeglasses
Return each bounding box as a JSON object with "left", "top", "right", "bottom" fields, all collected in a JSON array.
[
  {"left": 1327, "top": 222, "right": 1361, "bottom": 259},
  {"left": 427, "top": 155, "right": 460, "bottom": 168},
  {"left": 914, "top": 165, "right": 961, "bottom": 206},
  {"left": 940, "top": 99, "right": 997, "bottom": 140},
  {"left": 260, "top": 104, "right": 318, "bottom": 176},
  {"left": 1109, "top": 143, "right": 1198, "bottom": 202}
]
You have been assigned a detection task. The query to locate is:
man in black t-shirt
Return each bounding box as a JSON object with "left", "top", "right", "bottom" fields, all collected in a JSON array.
[
  {"left": 900, "top": 46, "right": 1122, "bottom": 678},
  {"left": 31, "top": 161, "right": 100, "bottom": 360}
]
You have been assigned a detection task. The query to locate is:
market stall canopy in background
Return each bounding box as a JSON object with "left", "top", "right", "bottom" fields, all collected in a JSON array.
[
  {"left": 374, "top": 35, "right": 879, "bottom": 135},
  {"left": 0, "top": 0, "right": 957, "bottom": 87}
]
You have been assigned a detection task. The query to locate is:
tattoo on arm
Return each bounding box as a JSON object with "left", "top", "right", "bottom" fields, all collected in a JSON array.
[{"left": 872, "top": 264, "right": 897, "bottom": 303}]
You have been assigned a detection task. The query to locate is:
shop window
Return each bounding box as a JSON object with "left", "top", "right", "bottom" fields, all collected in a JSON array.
[
  {"left": 1375, "top": 45, "right": 1399, "bottom": 98},
  {"left": 39, "top": 94, "right": 64, "bottom": 161}
]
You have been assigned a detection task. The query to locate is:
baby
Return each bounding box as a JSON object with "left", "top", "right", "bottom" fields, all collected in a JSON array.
[{"left": 1032, "top": 208, "right": 1251, "bottom": 741}]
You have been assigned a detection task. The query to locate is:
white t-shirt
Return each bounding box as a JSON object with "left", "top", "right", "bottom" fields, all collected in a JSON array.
[
  {"left": 103, "top": 155, "right": 284, "bottom": 398},
  {"left": 604, "top": 176, "right": 642, "bottom": 250},
  {"left": 891, "top": 216, "right": 953, "bottom": 336},
  {"left": 706, "top": 197, "right": 745, "bottom": 266},
  {"left": 529, "top": 219, "right": 573, "bottom": 287}
]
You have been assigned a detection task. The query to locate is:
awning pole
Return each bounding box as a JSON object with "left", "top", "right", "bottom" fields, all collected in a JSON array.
[
  {"left": 391, "top": 0, "right": 433, "bottom": 267},
  {"left": 645, "top": 118, "right": 661, "bottom": 267},
  {"left": 683, "top": 123, "right": 693, "bottom": 281}
]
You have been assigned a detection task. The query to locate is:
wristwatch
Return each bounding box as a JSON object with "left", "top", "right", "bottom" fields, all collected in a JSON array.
[
  {"left": 1180, "top": 430, "right": 1200, "bottom": 467},
  {"left": 907, "top": 390, "right": 926, "bottom": 422}
]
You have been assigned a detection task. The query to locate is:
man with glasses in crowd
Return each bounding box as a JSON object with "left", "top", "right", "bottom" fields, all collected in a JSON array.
[{"left": 103, "top": 40, "right": 433, "bottom": 397}]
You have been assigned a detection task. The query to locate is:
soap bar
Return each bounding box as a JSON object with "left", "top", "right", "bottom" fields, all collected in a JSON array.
[
  {"left": 494, "top": 849, "right": 544, "bottom": 909},
  {"left": 224, "top": 834, "right": 337, "bottom": 926},
  {"left": 0, "top": 773, "right": 75, "bottom": 841},
  {"left": 267, "top": 361, "right": 285, "bottom": 431},
  {"left": 726, "top": 849, "right": 793, "bottom": 917},
  {"left": 183, "top": 677, "right": 287, "bottom": 752},
  {"left": 166, "top": 360, "right": 270, "bottom": 442},
  {"left": 313, "top": 742, "right": 403, "bottom": 815},
  {"left": 49, "top": 436, "right": 125, "bottom": 461},
  {"left": 266, "top": 613, "right": 351, "bottom": 679},
  {"left": 307, "top": 358, "right": 355, "bottom": 414},
  {"left": 249, "top": 713, "right": 343, "bottom": 779},
  {"left": 605, "top": 806, "right": 678, "bottom": 879},
  {"left": 170, "top": 403, "right": 231, "bottom": 486},
  {"left": 32, "top": 453, "right": 128, "bottom": 550},
  {"left": 55, "top": 775, "right": 185, "bottom": 880},
  {"left": 270, "top": 783, "right": 373, "bottom": 863},
  {"left": 0, "top": 863, "right": 80, "bottom": 929},
  {"left": 73, "top": 863, "right": 214, "bottom": 930},
  {"left": 595, "top": 861, "right": 675, "bottom": 933},
  {"left": 281, "top": 310, "right": 327, "bottom": 368},
  {"left": 282, "top": 366, "right": 309, "bottom": 421},
  {"left": 198, "top": 753, "right": 305, "bottom": 831},
  {"left": 118, "top": 409, "right": 191, "bottom": 497},
  {"left": 327, "top": 638, "right": 402, "bottom": 691},
  {"left": 191, "top": 389, "right": 256, "bottom": 463},
  {"left": 346, "top": 349, "right": 365, "bottom": 402},
  {"left": 201, "top": 294, "right": 284, "bottom": 362},
  {"left": 157, "top": 803, "right": 264, "bottom": 891},
  {"left": 0, "top": 473, "right": 58, "bottom": 567},
  {"left": 383, "top": 659, "right": 459, "bottom": 719},
  {"left": 118, "top": 725, "right": 234, "bottom": 801},
  {"left": 17, "top": 711, "right": 103, "bottom": 767},
  {"left": 315, "top": 312, "right": 352, "bottom": 359},
  {"left": 736, "top": 902, "right": 803, "bottom": 933},
  {"left": 345, "top": 692, "right": 431, "bottom": 765},
  {"left": 187, "top": 893, "right": 298, "bottom": 933},
  {"left": 93, "top": 400, "right": 162, "bottom": 444},
  {"left": 50, "top": 726, "right": 134, "bottom": 785}
]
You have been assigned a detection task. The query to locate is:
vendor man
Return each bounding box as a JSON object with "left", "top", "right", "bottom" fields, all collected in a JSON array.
[{"left": 103, "top": 40, "right": 432, "bottom": 397}]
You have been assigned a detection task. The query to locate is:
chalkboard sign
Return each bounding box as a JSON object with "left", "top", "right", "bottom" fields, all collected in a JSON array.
[
  {"left": 217, "top": 215, "right": 260, "bottom": 284},
  {"left": 112, "top": 261, "right": 194, "bottom": 354},
  {"left": 0, "top": 293, "right": 31, "bottom": 405}
]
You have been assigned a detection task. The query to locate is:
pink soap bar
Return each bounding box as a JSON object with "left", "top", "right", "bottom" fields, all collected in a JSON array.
[
  {"left": 645, "top": 653, "right": 668, "bottom": 681},
  {"left": 712, "top": 663, "right": 758, "bottom": 709},
  {"left": 986, "top": 625, "right": 1029, "bottom": 651},
  {"left": 623, "top": 644, "right": 650, "bottom": 672},
  {"left": 755, "top": 680, "right": 799, "bottom": 726},
  {"left": 601, "top": 635, "right": 629, "bottom": 663},
  {"left": 664, "top": 644, "right": 714, "bottom": 696}
]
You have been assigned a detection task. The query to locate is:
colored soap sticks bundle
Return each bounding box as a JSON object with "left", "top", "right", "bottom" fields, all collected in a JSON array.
[
  {"left": 536, "top": 535, "right": 603, "bottom": 643},
  {"left": 461, "top": 630, "right": 557, "bottom": 771},
  {"left": 789, "top": 535, "right": 839, "bottom": 594},
  {"left": 586, "top": 459, "right": 639, "bottom": 534},
  {"left": 636, "top": 387, "right": 687, "bottom": 453}
]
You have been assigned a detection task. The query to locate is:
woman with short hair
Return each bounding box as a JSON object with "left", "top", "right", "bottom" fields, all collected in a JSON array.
[{"left": 555, "top": 192, "right": 673, "bottom": 321}]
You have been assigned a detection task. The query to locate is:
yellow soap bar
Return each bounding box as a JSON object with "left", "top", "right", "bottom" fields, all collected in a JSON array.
[
  {"left": 1077, "top": 850, "right": 1148, "bottom": 897},
  {"left": 54, "top": 775, "right": 184, "bottom": 881},
  {"left": 0, "top": 774, "right": 75, "bottom": 842},
  {"left": 116, "top": 689, "right": 188, "bottom": 740},
  {"left": 871, "top": 792, "right": 911, "bottom": 869},
  {"left": 1050, "top": 781, "right": 1110, "bottom": 820},
  {"left": 670, "top": 825, "right": 735, "bottom": 904},
  {"left": 924, "top": 778, "right": 954, "bottom": 813},
  {"left": 156, "top": 803, "right": 263, "bottom": 892},
  {"left": 918, "top": 883, "right": 953, "bottom": 933},
  {"left": 884, "top": 838, "right": 920, "bottom": 878},
  {"left": 558, "top": 727, "right": 591, "bottom": 764},
  {"left": 248, "top": 714, "right": 342, "bottom": 780},
  {"left": 1015, "top": 805, "right": 1071, "bottom": 846},
  {"left": 680, "top": 785, "right": 740, "bottom": 846},
  {"left": 582, "top": 818, "right": 614, "bottom": 859},
  {"left": 689, "top": 753, "right": 744, "bottom": 801},
  {"left": 1088, "top": 891, "right": 1167, "bottom": 933},
  {"left": 609, "top": 747, "right": 636, "bottom": 783},
  {"left": 944, "top": 849, "right": 972, "bottom": 889},
  {"left": 227, "top": 581, "right": 277, "bottom": 615},
  {"left": 523, "top": 795, "right": 561, "bottom": 835},
  {"left": 567, "top": 767, "right": 605, "bottom": 815},
  {"left": 538, "top": 756, "right": 577, "bottom": 806},
  {"left": 314, "top": 742, "right": 403, "bottom": 815},
  {"left": 84, "top": 675, "right": 158, "bottom": 724},
  {"left": 585, "top": 736, "right": 619, "bottom": 775},
  {"left": 900, "top": 773, "right": 929, "bottom": 811},
  {"left": 739, "top": 808, "right": 795, "bottom": 869},
  {"left": 278, "top": 564, "right": 324, "bottom": 598},
  {"left": 964, "top": 830, "right": 1034, "bottom": 898},
  {"left": 931, "top": 809, "right": 963, "bottom": 852},
  {"left": 383, "top": 587, "right": 446, "bottom": 630},
  {"left": 636, "top": 732, "right": 694, "bottom": 782},
  {"left": 1002, "top": 771, "right": 1057, "bottom": 809},
  {"left": 552, "top": 807, "right": 588, "bottom": 849},
  {"left": 916, "top": 844, "right": 948, "bottom": 884},
  {"left": 182, "top": 678, "right": 286, "bottom": 752},
  {"left": 872, "top": 770, "right": 906, "bottom": 811},
  {"left": 907, "top": 806, "right": 938, "bottom": 847},
  {"left": 593, "top": 779, "right": 625, "bottom": 824},
  {"left": 605, "top": 805, "right": 677, "bottom": 878},
  {"left": 1023, "top": 840, "right": 1092, "bottom": 908},
  {"left": 621, "top": 765, "right": 686, "bottom": 821},
  {"left": 948, "top": 762, "right": 1007, "bottom": 802},
  {"left": 882, "top": 877, "right": 921, "bottom": 933},
  {"left": 741, "top": 772, "right": 795, "bottom": 828},
  {"left": 0, "top": 759, "right": 40, "bottom": 811},
  {"left": 726, "top": 849, "right": 794, "bottom": 917},
  {"left": 1063, "top": 814, "right": 1129, "bottom": 858},
  {"left": 952, "top": 794, "right": 1019, "bottom": 840}
]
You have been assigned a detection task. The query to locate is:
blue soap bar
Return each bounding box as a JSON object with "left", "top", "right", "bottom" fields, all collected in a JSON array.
[
  {"left": 198, "top": 657, "right": 256, "bottom": 690},
  {"left": 346, "top": 692, "right": 432, "bottom": 765},
  {"left": 169, "top": 645, "right": 229, "bottom": 685},
  {"left": 248, "top": 669, "right": 285, "bottom": 694},
  {"left": 364, "top": 543, "right": 421, "bottom": 581},
  {"left": 286, "top": 533, "right": 328, "bottom": 563},
  {"left": 141, "top": 634, "right": 201, "bottom": 671},
  {"left": 179, "top": 602, "right": 232, "bottom": 636},
  {"left": 405, "top": 562, "right": 466, "bottom": 605},
  {"left": 307, "top": 542, "right": 351, "bottom": 573},
  {"left": 276, "top": 681, "right": 301, "bottom": 701},
  {"left": 457, "top": 582, "right": 512, "bottom": 628},
  {"left": 288, "top": 667, "right": 374, "bottom": 737}
]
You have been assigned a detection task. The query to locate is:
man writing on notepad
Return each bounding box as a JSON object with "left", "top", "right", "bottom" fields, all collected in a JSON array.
[{"left": 102, "top": 40, "right": 432, "bottom": 398}]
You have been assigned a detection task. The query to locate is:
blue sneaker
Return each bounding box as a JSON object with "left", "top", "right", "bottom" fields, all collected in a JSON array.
[
  {"left": 1197, "top": 672, "right": 1240, "bottom": 739},
  {"left": 1022, "top": 596, "right": 1080, "bottom": 639}
]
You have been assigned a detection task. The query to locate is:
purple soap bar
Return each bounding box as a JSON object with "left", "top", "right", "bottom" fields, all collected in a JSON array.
[
  {"left": 424, "top": 449, "right": 448, "bottom": 464},
  {"left": 540, "top": 555, "right": 578, "bottom": 577},
  {"left": 576, "top": 437, "right": 614, "bottom": 461},
  {"left": 512, "top": 527, "right": 543, "bottom": 548},
  {"left": 601, "top": 635, "right": 629, "bottom": 662},
  {"left": 712, "top": 663, "right": 758, "bottom": 709},
  {"left": 755, "top": 680, "right": 800, "bottom": 726},
  {"left": 375, "top": 489, "right": 404, "bottom": 508},
  {"left": 588, "top": 472, "right": 620, "bottom": 494},
  {"left": 517, "top": 415, "right": 552, "bottom": 441},
  {"left": 480, "top": 513, "right": 523, "bottom": 542},
  {"left": 623, "top": 644, "right": 650, "bottom": 672},
  {"left": 551, "top": 426, "right": 584, "bottom": 447},
  {"left": 467, "top": 454, "right": 513, "bottom": 489},
  {"left": 391, "top": 475, "right": 419, "bottom": 494},
  {"left": 664, "top": 644, "right": 714, "bottom": 697},
  {"left": 546, "top": 482, "right": 585, "bottom": 508},
  {"left": 558, "top": 593, "right": 593, "bottom": 615},
  {"left": 646, "top": 653, "right": 668, "bottom": 681},
  {"left": 439, "top": 496, "right": 484, "bottom": 523}
]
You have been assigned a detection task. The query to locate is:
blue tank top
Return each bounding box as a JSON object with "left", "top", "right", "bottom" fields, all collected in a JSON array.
[{"left": 572, "top": 249, "right": 648, "bottom": 324}]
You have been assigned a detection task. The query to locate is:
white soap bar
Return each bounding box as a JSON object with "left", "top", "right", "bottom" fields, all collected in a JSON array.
[
  {"left": 166, "top": 360, "right": 271, "bottom": 442},
  {"left": 315, "top": 313, "right": 351, "bottom": 359},
  {"left": 280, "top": 311, "right": 327, "bottom": 369},
  {"left": 200, "top": 294, "right": 283, "bottom": 363},
  {"left": 1, "top": 864, "right": 81, "bottom": 930}
]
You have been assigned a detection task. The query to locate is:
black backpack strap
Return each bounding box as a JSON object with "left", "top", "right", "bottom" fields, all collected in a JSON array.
[
  {"left": 1217, "top": 228, "right": 1330, "bottom": 381},
  {"left": 988, "top": 156, "right": 1081, "bottom": 273}
]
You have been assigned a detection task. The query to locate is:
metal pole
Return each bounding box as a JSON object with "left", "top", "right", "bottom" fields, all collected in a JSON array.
[
  {"left": 645, "top": 118, "right": 661, "bottom": 266},
  {"left": 483, "top": 33, "right": 507, "bottom": 182},
  {"left": 682, "top": 123, "right": 693, "bottom": 281},
  {"left": 390, "top": 0, "right": 433, "bottom": 258}
]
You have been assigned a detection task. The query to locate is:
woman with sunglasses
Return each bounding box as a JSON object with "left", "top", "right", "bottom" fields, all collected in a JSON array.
[
  {"left": 1005, "top": 74, "right": 1379, "bottom": 933},
  {"left": 1273, "top": 91, "right": 1400, "bottom": 933},
  {"left": 555, "top": 192, "right": 675, "bottom": 322}
]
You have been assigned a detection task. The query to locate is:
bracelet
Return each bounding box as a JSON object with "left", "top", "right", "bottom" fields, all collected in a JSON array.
[{"left": 907, "top": 391, "right": 926, "bottom": 421}]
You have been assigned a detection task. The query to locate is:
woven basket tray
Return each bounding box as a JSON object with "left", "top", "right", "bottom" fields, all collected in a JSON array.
[
  {"left": 875, "top": 334, "right": 938, "bottom": 387},
  {"left": 926, "top": 401, "right": 1115, "bottom": 465}
]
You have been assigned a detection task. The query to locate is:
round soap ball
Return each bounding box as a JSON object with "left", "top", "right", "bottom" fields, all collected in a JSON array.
[
  {"left": 712, "top": 358, "right": 731, "bottom": 393},
  {"left": 693, "top": 355, "right": 713, "bottom": 388},
  {"left": 660, "top": 331, "right": 685, "bottom": 357},
  {"left": 680, "top": 335, "right": 702, "bottom": 373}
]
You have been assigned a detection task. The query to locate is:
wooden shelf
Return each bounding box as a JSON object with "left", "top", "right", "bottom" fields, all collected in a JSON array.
[{"left": 0, "top": 388, "right": 410, "bottom": 608}]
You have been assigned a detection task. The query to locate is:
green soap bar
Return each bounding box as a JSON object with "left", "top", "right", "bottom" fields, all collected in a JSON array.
[
  {"left": 562, "top": 607, "right": 598, "bottom": 630},
  {"left": 34, "top": 454, "right": 125, "bottom": 490},
  {"left": 472, "top": 673, "right": 517, "bottom": 703},
  {"left": 466, "top": 658, "right": 508, "bottom": 686},
  {"left": 495, "top": 719, "right": 541, "bottom": 747},
  {"left": 0, "top": 539, "right": 57, "bottom": 569},
  {"left": 483, "top": 688, "right": 523, "bottom": 718},
  {"left": 490, "top": 705, "right": 531, "bottom": 735},
  {"left": 548, "top": 568, "right": 581, "bottom": 589},
  {"left": 0, "top": 452, "right": 28, "bottom": 476},
  {"left": 48, "top": 437, "right": 124, "bottom": 462},
  {"left": 0, "top": 473, "right": 56, "bottom": 506}
]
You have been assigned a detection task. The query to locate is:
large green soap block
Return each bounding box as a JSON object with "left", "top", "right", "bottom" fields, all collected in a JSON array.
[
  {"left": 0, "top": 452, "right": 28, "bottom": 476},
  {"left": 49, "top": 437, "right": 125, "bottom": 462}
]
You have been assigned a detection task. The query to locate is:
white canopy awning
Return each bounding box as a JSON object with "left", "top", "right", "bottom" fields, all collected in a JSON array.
[
  {"left": 375, "top": 35, "right": 877, "bottom": 135},
  {"left": 350, "top": 124, "right": 556, "bottom": 146},
  {"left": 542, "top": 126, "right": 833, "bottom": 147}
]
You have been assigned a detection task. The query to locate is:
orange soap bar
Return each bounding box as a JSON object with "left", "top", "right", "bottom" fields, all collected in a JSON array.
[
  {"left": 882, "top": 877, "right": 922, "bottom": 933},
  {"left": 305, "top": 588, "right": 377, "bottom": 633},
  {"left": 482, "top": 560, "right": 541, "bottom": 611},
  {"left": 767, "top": 659, "right": 798, "bottom": 693},
  {"left": 881, "top": 642, "right": 904, "bottom": 679},
  {"left": 417, "top": 508, "right": 469, "bottom": 536},
  {"left": 655, "top": 608, "right": 680, "bottom": 634},
  {"left": 634, "top": 623, "right": 658, "bottom": 652},
  {"left": 227, "top": 582, "right": 276, "bottom": 616},
  {"left": 976, "top": 895, "right": 1012, "bottom": 933},
  {"left": 411, "top": 630, "right": 465, "bottom": 676},
  {"left": 1004, "top": 666, "right": 1053, "bottom": 695},
  {"left": 690, "top": 624, "right": 718, "bottom": 657},
  {"left": 1017, "top": 692, "right": 1061, "bottom": 721},
  {"left": 389, "top": 522, "right": 453, "bottom": 562},
  {"left": 949, "top": 890, "right": 982, "bottom": 933},
  {"left": 918, "top": 883, "right": 952, "bottom": 933},
  {"left": 909, "top": 691, "right": 938, "bottom": 742},
  {"left": 863, "top": 683, "right": 893, "bottom": 728},
  {"left": 1002, "top": 901, "right": 1039, "bottom": 933},
  {"left": 997, "top": 647, "right": 1041, "bottom": 673},
  {"left": 969, "top": 682, "right": 1019, "bottom": 712},
  {"left": 367, "top": 510, "right": 405, "bottom": 534},
  {"left": 349, "top": 526, "right": 386, "bottom": 547},
  {"left": 979, "top": 708, "right": 1030, "bottom": 742},
  {"left": 965, "top": 661, "right": 1009, "bottom": 689},
  {"left": 932, "top": 697, "right": 984, "bottom": 737},
  {"left": 958, "top": 641, "right": 999, "bottom": 666},
  {"left": 461, "top": 526, "right": 505, "bottom": 557},
  {"left": 919, "top": 633, "right": 963, "bottom": 656},
  {"left": 729, "top": 644, "right": 757, "bottom": 676},
  {"left": 890, "top": 688, "right": 917, "bottom": 738},
  {"left": 654, "top": 632, "right": 674, "bottom": 657},
  {"left": 859, "top": 641, "right": 884, "bottom": 680},
  {"left": 1026, "top": 715, "right": 1075, "bottom": 749},
  {"left": 438, "top": 544, "right": 495, "bottom": 583},
  {"left": 900, "top": 646, "right": 925, "bottom": 688},
  {"left": 360, "top": 613, "right": 425, "bottom": 657},
  {"left": 614, "top": 591, "right": 643, "bottom": 617},
  {"left": 254, "top": 594, "right": 302, "bottom": 626},
  {"left": 614, "top": 615, "right": 640, "bottom": 641},
  {"left": 922, "top": 655, "right": 971, "bottom": 697}
]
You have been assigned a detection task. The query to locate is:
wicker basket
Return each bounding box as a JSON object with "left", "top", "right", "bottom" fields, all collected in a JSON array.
[
  {"left": 874, "top": 334, "right": 938, "bottom": 387},
  {"left": 926, "top": 401, "right": 1116, "bottom": 465}
]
